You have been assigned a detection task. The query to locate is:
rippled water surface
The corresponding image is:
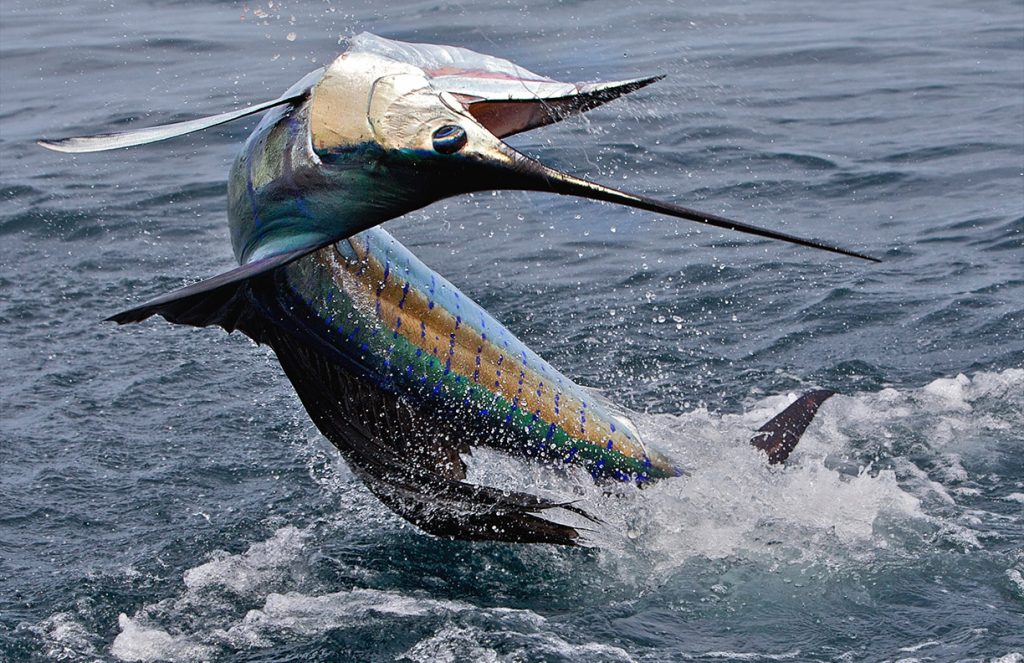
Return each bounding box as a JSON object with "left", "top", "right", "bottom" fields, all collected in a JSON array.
[{"left": 2, "top": 1, "right": 1022, "bottom": 661}]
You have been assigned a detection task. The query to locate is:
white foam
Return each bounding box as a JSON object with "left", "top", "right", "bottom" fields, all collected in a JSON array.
[
  {"left": 215, "top": 587, "right": 472, "bottom": 649},
  {"left": 445, "top": 367, "right": 1024, "bottom": 588},
  {"left": 403, "top": 625, "right": 502, "bottom": 663},
  {"left": 701, "top": 651, "right": 801, "bottom": 661},
  {"left": 108, "top": 524, "right": 318, "bottom": 661},
  {"left": 30, "top": 611, "right": 99, "bottom": 661},
  {"left": 921, "top": 373, "right": 974, "bottom": 411},
  {"left": 565, "top": 401, "right": 915, "bottom": 566},
  {"left": 463, "top": 369, "right": 1024, "bottom": 574},
  {"left": 402, "top": 620, "right": 637, "bottom": 663},
  {"left": 111, "top": 614, "right": 214, "bottom": 662},
  {"left": 182, "top": 524, "right": 308, "bottom": 595},
  {"left": 1007, "top": 569, "right": 1024, "bottom": 598},
  {"left": 990, "top": 654, "right": 1023, "bottom": 663},
  {"left": 96, "top": 368, "right": 1024, "bottom": 660},
  {"left": 934, "top": 453, "right": 970, "bottom": 483}
]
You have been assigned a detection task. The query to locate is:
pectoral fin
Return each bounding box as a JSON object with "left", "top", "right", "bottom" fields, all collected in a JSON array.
[
  {"left": 38, "top": 68, "right": 324, "bottom": 153},
  {"left": 106, "top": 246, "right": 315, "bottom": 330}
]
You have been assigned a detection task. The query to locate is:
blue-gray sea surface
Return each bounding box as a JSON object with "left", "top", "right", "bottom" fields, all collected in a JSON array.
[{"left": 1, "top": 1, "right": 1022, "bottom": 661}]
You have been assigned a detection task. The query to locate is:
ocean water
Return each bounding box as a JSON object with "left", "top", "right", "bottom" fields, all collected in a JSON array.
[{"left": 1, "top": 1, "right": 1022, "bottom": 661}]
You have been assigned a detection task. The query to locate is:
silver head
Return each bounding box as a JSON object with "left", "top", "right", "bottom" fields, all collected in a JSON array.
[{"left": 39, "top": 33, "right": 879, "bottom": 266}]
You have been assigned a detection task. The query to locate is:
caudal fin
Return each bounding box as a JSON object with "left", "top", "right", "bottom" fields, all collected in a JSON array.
[{"left": 749, "top": 390, "right": 835, "bottom": 464}]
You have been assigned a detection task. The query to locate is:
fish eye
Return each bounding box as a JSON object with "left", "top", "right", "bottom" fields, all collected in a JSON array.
[{"left": 432, "top": 124, "right": 467, "bottom": 154}]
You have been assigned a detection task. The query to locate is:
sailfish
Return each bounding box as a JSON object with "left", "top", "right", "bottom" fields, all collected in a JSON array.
[{"left": 40, "top": 34, "right": 873, "bottom": 545}]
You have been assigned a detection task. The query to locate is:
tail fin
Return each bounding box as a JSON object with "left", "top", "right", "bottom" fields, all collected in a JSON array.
[{"left": 749, "top": 390, "right": 835, "bottom": 464}]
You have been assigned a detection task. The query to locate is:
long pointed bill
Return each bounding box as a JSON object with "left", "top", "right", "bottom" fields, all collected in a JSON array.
[{"left": 498, "top": 152, "right": 880, "bottom": 263}]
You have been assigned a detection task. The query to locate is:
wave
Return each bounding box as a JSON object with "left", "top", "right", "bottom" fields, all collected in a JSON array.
[{"left": 27, "top": 369, "right": 1023, "bottom": 662}]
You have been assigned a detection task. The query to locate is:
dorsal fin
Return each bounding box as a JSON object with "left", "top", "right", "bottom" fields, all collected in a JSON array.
[{"left": 750, "top": 390, "right": 836, "bottom": 464}]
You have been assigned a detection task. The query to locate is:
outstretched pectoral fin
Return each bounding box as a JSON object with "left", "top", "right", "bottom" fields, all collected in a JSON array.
[
  {"left": 38, "top": 68, "right": 324, "bottom": 153},
  {"left": 107, "top": 246, "right": 316, "bottom": 330}
]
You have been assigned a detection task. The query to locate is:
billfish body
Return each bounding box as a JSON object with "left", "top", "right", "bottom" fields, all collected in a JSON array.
[
  {"left": 275, "top": 232, "right": 679, "bottom": 481},
  {"left": 229, "top": 66, "right": 679, "bottom": 486},
  {"left": 40, "top": 33, "right": 859, "bottom": 545}
]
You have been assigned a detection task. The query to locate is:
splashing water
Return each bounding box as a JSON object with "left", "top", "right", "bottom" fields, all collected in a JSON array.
[
  {"left": 4, "top": 0, "right": 1023, "bottom": 660},
  {"left": 23, "top": 370, "right": 1016, "bottom": 662}
]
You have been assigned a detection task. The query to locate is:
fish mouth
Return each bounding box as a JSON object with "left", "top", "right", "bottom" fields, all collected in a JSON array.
[
  {"left": 430, "top": 75, "right": 879, "bottom": 263},
  {"left": 459, "top": 76, "right": 665, "bottom": 139}
]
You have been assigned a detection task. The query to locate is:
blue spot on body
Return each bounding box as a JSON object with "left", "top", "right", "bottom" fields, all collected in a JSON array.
[{"left": 398, "top": 282, "right": 409, "bottom": 309}]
